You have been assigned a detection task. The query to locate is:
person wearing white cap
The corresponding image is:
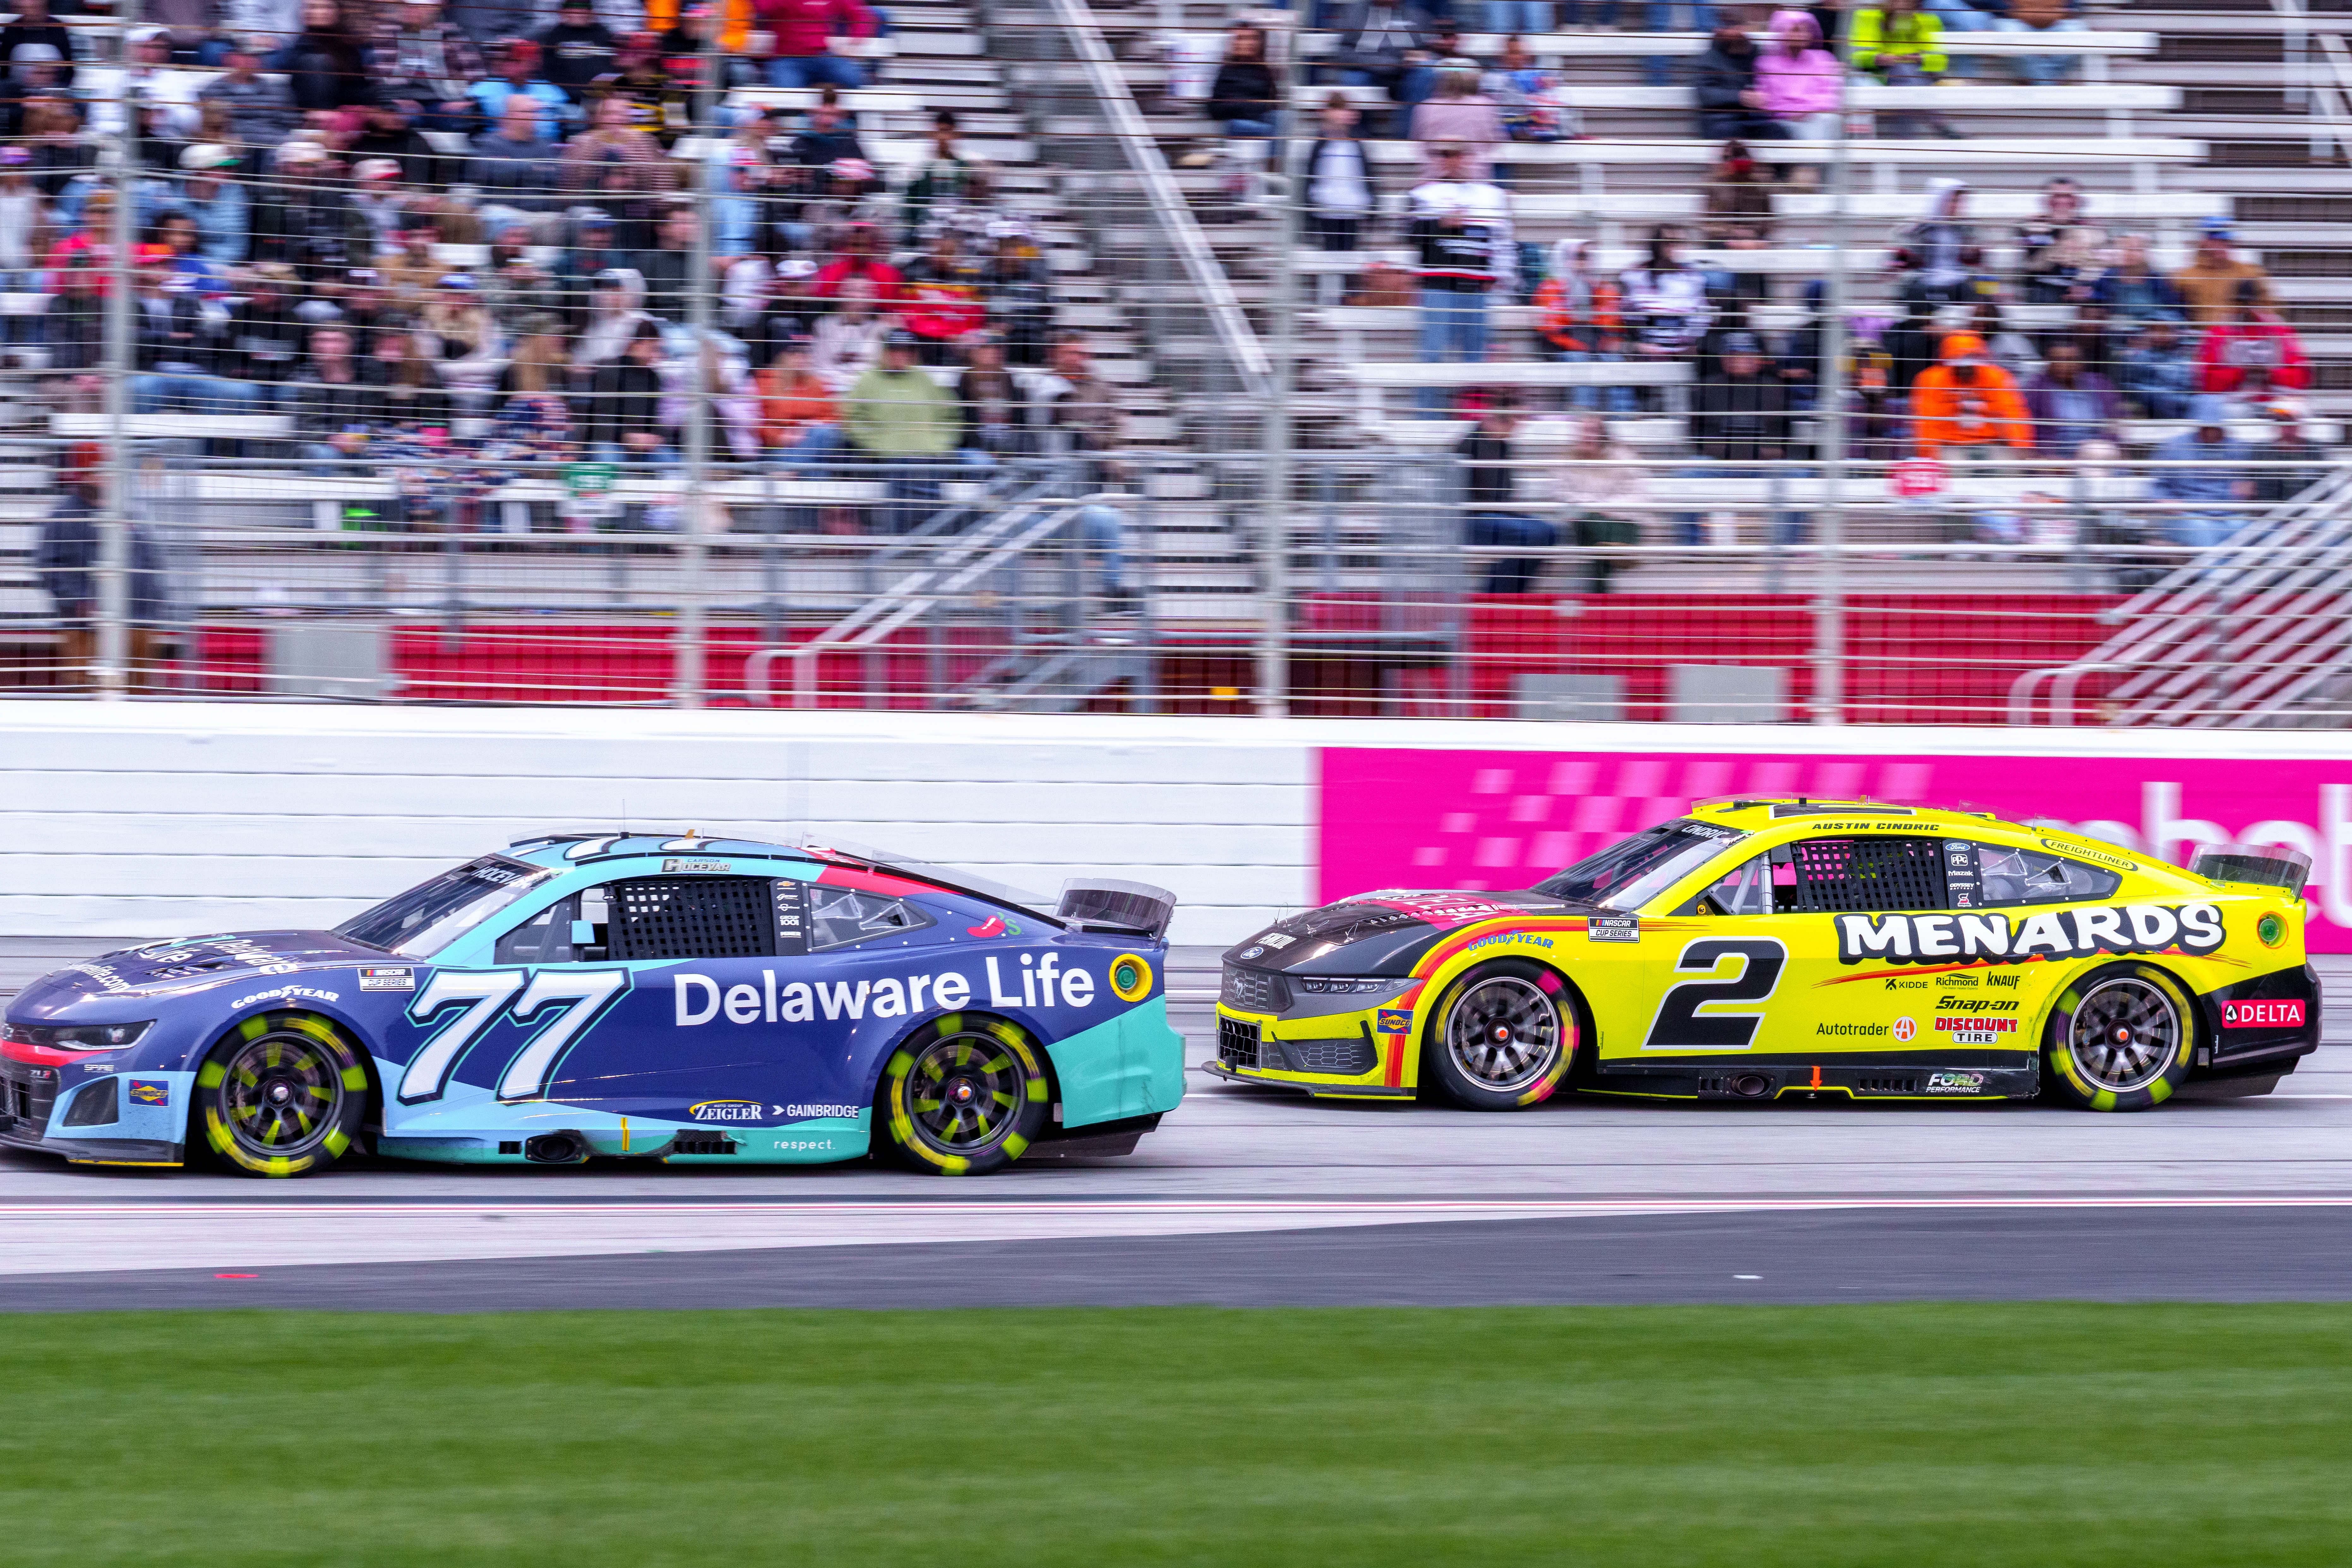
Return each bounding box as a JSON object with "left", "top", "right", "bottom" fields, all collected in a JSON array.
[
  {"left": 177, "top": 144, "right": 251, "bottom": 266},
  {"left": 81, "top": 25, "right": 208, "bottom": 138}
]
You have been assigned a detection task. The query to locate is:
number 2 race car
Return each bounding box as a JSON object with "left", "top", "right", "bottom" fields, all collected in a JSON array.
[
  {"left": 1213, "top": 799, "right": 2319, "bottom": 1112},
  {"left": 1, "top": 835, "right": 1182, "bottom": 1176}
]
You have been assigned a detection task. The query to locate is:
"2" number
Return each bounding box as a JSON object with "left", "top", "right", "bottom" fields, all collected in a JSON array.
[
  {"left": 398, "top": 968, "right": 630, "bottom": 1104},
  {"left": 1643, "top": 939, "right": 1787, "bottom": 1050}
]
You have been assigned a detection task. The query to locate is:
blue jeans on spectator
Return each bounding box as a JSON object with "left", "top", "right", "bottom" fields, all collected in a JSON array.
[
  {"left": 1562, "top": 0, "right": 1619, "bottom": 21},
  {"left": 1468, "top": 512, "right": 1559, "bottom": 593},
  {"left": 2167, "top": 511, "right": 2239, "bottom": 550},
  {"left": 1223, "top": 117, "right": 1278, "bottom": 137},
  {"left": 1417, "top": 286, "right": 1489, "bottom": 416},
  {"left": 1556, "top": 349, "right": 1640, "bottom": 413},
  {"left": 1076, "top": 503, "right": 1129, "bottom": 595},
  {"left": 134, "top": 372, "right": 257, "bottom": 416},
  {"left": 1489, "top": 1, "right": 1554, "bottom": 32},
  {"left": 776, "top": 422, "right": 845, "bottom": 475},
  {"left": 1644, "top": 0, "right": 1717, "bottom": 85},
  {"left": 766, "top": 54, "right": 866, "bottom": 90},
  {"left": 1993, "top": 15, "right": 2086, "bottom": 84},
  {"left": 1923, "top": 0, "right": 1994, "bottom": 75},
  {"left": 881, "top": 457, "right": 949, "bottom": 535}
]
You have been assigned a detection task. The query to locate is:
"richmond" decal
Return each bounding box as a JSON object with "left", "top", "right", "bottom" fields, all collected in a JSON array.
[{"left": 1836, "top": 904, "right": 2224, "bottom": 966}]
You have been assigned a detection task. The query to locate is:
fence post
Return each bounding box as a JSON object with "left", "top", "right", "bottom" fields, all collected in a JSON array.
[
  {"left": 670, "top": 21, "right": 721, "bottom": 710},
  {"left": 97, "top": 10, "right": 141, "bottom": 701},
  {"left": 1810, "top": 62, "right": 1854, "bottom": 727},
  {"left": 1257, "top": 81, "right": 1301, "bottom": 719}
]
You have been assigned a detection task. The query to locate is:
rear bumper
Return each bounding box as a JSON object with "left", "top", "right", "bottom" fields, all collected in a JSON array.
[{"left": 2193, "top": 965, "right": 2321, "bottom": 1079}]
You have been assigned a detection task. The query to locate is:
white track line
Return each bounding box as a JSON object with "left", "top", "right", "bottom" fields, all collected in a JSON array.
[{"left": 3, "top": 1194, "right": 2351, "bottom": 1278}]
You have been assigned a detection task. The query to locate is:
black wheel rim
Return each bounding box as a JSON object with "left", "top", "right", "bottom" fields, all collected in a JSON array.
[
  {"left": 2069, "top": 978, "right": 2181, "bottom": 1093},
  {"left": 1444, "top": 976, "right": 1562, "bottom": 1093},
  {"left": 220, "top": 1031, "right": 344, "bottom": 1158},
  {"left": 905, "top": 1032, "right": 1025, "bottom": 1155}
]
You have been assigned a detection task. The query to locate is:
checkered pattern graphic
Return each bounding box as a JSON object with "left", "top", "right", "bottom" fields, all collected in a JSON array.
[{"left": 1335, "top": 751, "right": 1942, "bottom": 894}]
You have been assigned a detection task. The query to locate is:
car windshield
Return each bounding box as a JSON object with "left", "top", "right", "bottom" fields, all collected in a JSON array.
[
  {"left": 1534, "top": 820, "right": 1746, "bottom": 912},
  {"left": 335, "top": 855, "right": 559, "bottom": 957}
]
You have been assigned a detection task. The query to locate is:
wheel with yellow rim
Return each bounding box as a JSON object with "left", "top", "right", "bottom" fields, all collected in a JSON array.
[
  {"left": 875, "top": 1014, "right": 1052, "bottom": 1175},
  {"left": 2043, "top": 962, "right": 2195, "bottom": 1113},
  {"left": 196, "top": 1011, "right": 369, "bottom": 1177},
  {"left": 1424, "top": 958, "right": 1577, "bottom": 1111}
]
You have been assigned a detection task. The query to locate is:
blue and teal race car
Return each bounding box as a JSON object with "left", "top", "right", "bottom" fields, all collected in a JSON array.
[{"left": 0, "top": 834, "right": 1183, "bottom": 1177}]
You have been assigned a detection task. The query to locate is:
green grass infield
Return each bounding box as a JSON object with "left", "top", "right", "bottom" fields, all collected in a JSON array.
[{"left": 5, "top": 1303, "right": 2351, "bottom": 1565}]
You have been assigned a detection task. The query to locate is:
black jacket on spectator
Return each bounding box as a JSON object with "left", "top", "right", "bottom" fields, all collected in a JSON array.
[
  {"left": 224, "top": 297, "right": 307, "bottom": 384},
  {"left": 1458, "top": 429, "right": 1516, "bottom": 508},
  {"left": 954, "top": 366, "right": 1026, "bottom": 456},
  {"left": 1206, "top": 62, "right": 1278, "bottom": 125},
  {"left": 582, "top": 359, "right": 661, "bottom": 446},
  {"left": 1694, "top": 37, "right": 1760, "bottom": 114},
  {"left": 469, "top": 130, "right": 558, "bottom": 209},
  {"left": 251, "top": 188, "right": 374, "bottom": 279},
  {"left": 1692, "top": 370, "right": 1792, "bottom": 462},
  {"left": 37, "top": 493, "right": 167, "bottom": 623},
  {"left": 274, "top": 27, "right": 375, "bottom": 111},
  {"left": 636, "top": 246, "right": 694, "bottom": 322},
  {"left": 537, "top": 21, "right": 620, "bottom": 101},
  {"left": 294, "top": 365, "right": 382, "bottom": 440},
  {"left": 40, "top": 289, "right": 103, "bottom": 372},
  {"left": 348, "top": 123, "right": 440, "bottom": 189},
  {"left": 789, "top": 125, "right": 866, "bottom": 184},
  {"left": 27, "top": 140, "right": 91, "bottom": 201},
  {"left": 0, "top": 20, "right": 76, "bottom": 87},
  {"left": 1325, "top": 0, "right": 1434, "bottom": 92},
  {"left": 1882, "top": 304, "right": 1941, "bottom": 396},
  {"left": 134, "top": 292, "right": 229, "bottom": 376}
]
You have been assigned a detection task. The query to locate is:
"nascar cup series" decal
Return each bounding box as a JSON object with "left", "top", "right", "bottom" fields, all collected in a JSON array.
[{"left": 1836, "top": 903, "right": 2225, "bottom": 966}]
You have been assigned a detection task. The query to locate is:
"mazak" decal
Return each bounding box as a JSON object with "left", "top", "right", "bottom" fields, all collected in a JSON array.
[{"left": 1836, "top": 904, "right": 2224, "bottom": 966}]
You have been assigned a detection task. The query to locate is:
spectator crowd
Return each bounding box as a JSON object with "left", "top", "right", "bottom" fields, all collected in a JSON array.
[{"left": 9, "top": 0, "right": 1140, "bottom": 597}]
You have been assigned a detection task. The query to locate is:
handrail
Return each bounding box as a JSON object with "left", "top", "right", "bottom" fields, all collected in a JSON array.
[
  {"left": 1041, "top": 0, "right": 1275, "bottom": 402},
  {"left": 2277, "top": 0, "right": 2352, "bottom": 164},
  {"left": 743, "top": 488, "right": 1131, "bottom": 708}
]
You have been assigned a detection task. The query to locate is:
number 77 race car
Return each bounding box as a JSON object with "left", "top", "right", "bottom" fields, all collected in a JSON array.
[
  {"left": 1212, "top": 798, "right": 2319, "bottom": 1112},
  {"left": 0, "top": 834, "right": 1182, "bottom": 1177}
]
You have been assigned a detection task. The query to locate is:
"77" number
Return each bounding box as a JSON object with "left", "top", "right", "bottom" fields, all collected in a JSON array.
[{"left": 398, "top": 968, "right": 630, "bottom": 1105}]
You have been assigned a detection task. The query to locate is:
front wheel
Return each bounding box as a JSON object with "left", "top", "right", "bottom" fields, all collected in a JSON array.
[
  {"left": 196, "top": 1011, "right": 369, "bottom": 1177},
  {"left": 2043, "top": 962, "right": 2195, "bottom": 1112},
  {"left": 876, "top": 1015, "right": 1052, "bottom": 1175},
  {"left": 1424, "top": 959, "right": 1577, "bottom": 1111}
]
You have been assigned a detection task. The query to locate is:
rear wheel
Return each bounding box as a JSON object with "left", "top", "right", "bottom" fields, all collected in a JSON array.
[
  {"left": 2043, "top": 963, "right": 2195, "bottom": 1112},
  {"left": 876, "top": 1015, "right": 1052, "bottom": 1175},
  {"left": 196, "top": 1011, "right": 369, "bottom": 1177},
  {"left": 1424, "top": 959, "right": 1576, "bottom": 1111}
]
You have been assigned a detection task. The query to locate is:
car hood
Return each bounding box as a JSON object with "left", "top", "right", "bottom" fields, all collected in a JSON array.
[
  {"left": 1224, "top": 889, "right": 1591, "bottom": 977},
  {"left": 9, "top": 930, "right": 386, "bottom": 1017}
]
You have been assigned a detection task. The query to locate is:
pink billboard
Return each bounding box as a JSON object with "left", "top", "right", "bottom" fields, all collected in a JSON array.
[{"left": 1319, "top": 747, "right": 2352, "bottom": 950}]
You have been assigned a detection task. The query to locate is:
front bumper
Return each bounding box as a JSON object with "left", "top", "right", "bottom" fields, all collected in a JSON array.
[
  {"left": 1210, "top": 1007, "right": 1414, "bottom": 1098},
  {"left": 0, "top": 1059, "right": 187, "bottom": 1166}
]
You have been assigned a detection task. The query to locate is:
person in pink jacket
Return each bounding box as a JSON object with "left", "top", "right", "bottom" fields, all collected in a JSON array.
[
  {"left": 754, "top": 0, "right": 878, "bottom": 90},
  {"left": 1756, "top": 9, "right": 1842, "bottom": 140}
]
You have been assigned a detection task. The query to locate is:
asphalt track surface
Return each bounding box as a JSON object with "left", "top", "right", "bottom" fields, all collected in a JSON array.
[{"left": 5, "top": 941, "right": 2352, "bottom": 1309}]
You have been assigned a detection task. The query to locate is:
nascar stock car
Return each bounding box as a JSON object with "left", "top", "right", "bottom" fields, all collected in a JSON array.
[
  {"left": 0, "top": 834, "right": 1182, "bottom": 1177},
  {"left": 1212, "top": 799, "right": 2319, "bottom": 1111}
]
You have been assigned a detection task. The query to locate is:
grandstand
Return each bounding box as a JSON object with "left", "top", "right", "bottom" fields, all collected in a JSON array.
[{"left": 0, "top": 0, "right": 2345, "bottom": 723}]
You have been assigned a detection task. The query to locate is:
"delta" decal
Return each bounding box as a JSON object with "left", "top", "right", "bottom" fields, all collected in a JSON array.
[{"left": 2221, "top": 998, "right": 2307, "bottom": 1029}]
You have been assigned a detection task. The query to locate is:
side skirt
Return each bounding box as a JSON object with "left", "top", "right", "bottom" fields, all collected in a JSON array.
[{"left": 1589, "top": 1053, "right": 2039, "bottom": 1103}]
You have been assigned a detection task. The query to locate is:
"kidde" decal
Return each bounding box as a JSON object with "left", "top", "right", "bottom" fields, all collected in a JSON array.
[{"left": 1836, "top": 904, "right": 2224, "bottom": 966}]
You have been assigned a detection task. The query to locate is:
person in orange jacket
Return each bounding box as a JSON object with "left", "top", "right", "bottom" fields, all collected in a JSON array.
[{"left": 1908, "top": 330, "right": 2031, "bottom": 459}]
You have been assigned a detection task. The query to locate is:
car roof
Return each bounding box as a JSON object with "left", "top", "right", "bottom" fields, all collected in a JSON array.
[
  {"left": 499, "top": 832, "right": 1061, "bottom": 920},
  {"left": 1682, "top": 798, "right": 2031, "bottom": 836}
]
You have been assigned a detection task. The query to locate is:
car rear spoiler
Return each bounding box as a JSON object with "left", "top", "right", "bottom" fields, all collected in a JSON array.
[{"left": 1058, "top": 879, "right": 1178, "bottom": 942}]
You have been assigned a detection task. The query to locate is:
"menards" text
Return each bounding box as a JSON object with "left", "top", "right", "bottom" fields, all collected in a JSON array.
[{"left": 1836, "top": 904, "right": 2224, "bottom": 965}]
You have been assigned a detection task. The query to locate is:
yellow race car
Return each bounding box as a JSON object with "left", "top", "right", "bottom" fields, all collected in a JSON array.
[{"left": 1210, "top": 799, "right": 2319, "bottom": 1112}]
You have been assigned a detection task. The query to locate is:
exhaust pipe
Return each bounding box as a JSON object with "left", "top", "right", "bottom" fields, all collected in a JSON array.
[
  {"left": 1731, "top": 1073, "right": 1774, "bottom": 1100},
  {"left": 523, "top": 1131, "right": 589, "bottom": 1164}
]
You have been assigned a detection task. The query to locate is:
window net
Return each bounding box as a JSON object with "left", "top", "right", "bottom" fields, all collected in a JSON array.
[
  {"left": 606, "top": 877, "right": 777, "bottom": 962},
  {"left": 1780, "top": 838, "right": 1950, "bottom": 914}
]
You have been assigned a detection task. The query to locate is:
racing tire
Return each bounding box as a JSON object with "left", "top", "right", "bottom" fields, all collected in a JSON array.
[
  {"left": 1423, "top": 959, "right": 1577, "bottom": 1111},
  {"left": 2042, "top": 962, "right": 2196, "bottom": 1113},
  {"left": 875, "top": 1014, "right": 1052, "bottom": 1175},
  {"left": 195, "top": 1010, "right": 370, "bottom": 1178}
]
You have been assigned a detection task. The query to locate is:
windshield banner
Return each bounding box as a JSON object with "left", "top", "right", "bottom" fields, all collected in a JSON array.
[{"left": 1319, "top": 746, "right": 2352, "bottom": 951}]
